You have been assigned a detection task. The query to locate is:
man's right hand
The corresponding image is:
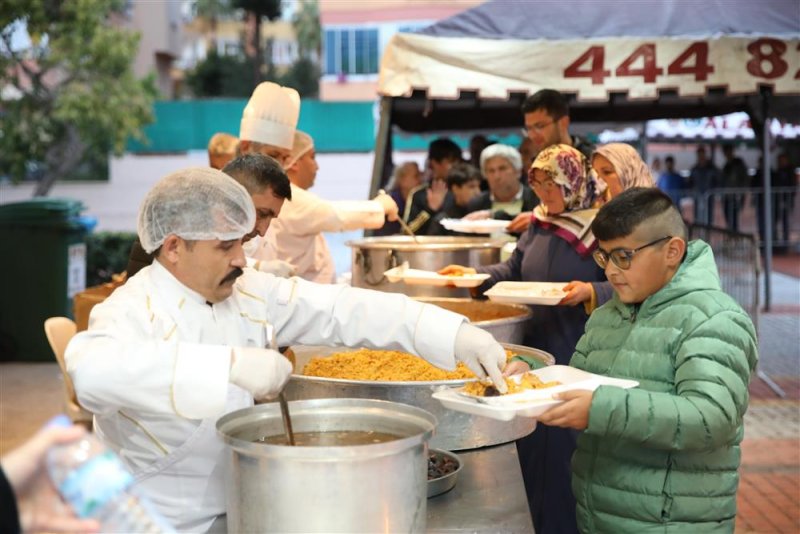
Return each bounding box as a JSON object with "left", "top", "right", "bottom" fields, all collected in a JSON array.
[
  {"left": 373, "top": 191, "right": 399, "bottom": 221},
  {"left": 229, "top": 347, "right": 293, "bottom": 401}
]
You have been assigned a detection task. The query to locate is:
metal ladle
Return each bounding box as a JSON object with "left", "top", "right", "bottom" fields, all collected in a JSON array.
[
  {"left": 266, "top": 323, "right": 295, "bottom": 446},
  {"left": 379, "top": 189, "right": 419, "bottom": 243}
]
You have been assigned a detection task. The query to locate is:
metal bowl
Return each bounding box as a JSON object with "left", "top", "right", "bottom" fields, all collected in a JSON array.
[
  {"left": 413, "top": 298, "right": 532, "bottom": 345},
  {"left": 347, "top": 235, "right": 506, "bottom": 297},
  {"left": 427, "top": 448, "right": 462, "bottom": 498},
  {"left": 285, "top": 342, "right": 555, "bottom": 451}
]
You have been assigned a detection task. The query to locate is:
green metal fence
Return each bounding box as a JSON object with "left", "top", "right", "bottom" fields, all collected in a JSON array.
[
  {"left": 127, "top": 99, "right": 377, "bottom": 153},
  {"left": 127, "top": 99, "right": 525, "bottom": 154}
]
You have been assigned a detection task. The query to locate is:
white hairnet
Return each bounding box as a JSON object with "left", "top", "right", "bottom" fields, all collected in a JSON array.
[
  {"left": 285, "top": 130, "right": 314, "bottom": 168},
  {"left": 137, "top": 167, "right": 256, "bottom": 253}
]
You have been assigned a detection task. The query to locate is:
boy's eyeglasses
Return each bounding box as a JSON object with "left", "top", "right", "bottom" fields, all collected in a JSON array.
[{"left": 592, "top": 236, "right": 672, "bottom": 270}]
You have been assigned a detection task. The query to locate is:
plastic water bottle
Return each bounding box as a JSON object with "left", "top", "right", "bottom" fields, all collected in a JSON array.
[{"left": 46, "top": 415, "right": 175, "bottom": 533}]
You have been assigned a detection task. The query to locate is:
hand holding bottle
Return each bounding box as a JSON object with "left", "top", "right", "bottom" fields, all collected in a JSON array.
[{"left": 1, "top": 417, "right": 100, "bottom": 533}]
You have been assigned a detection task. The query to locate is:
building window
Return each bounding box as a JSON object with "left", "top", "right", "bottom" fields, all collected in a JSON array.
[{"left": 324, "top": 28, "right": 378, "bottom": 75}]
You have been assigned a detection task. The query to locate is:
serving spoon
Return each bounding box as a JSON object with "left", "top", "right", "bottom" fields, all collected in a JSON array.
[
  {"left": 379, "top": 188, "right": 419, "bottom": 243},
  {"left": 266, "top": 323, "right": 295, "bottom": 446}
]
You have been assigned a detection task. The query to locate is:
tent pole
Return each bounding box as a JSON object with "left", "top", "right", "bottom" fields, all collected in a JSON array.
[
  {"left": 762, "top": 97, "right": 772, "bottom": 312},
  {"left": 370, "top": 96, "right": 393, "bottom": 199}
]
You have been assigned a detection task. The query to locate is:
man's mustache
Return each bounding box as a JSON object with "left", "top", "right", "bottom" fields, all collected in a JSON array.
[{"left": 221, "top": 267, "right": 244, "bottom": 285}]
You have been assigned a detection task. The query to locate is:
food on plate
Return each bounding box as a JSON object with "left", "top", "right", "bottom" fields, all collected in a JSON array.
[
  {"left": 462, "top": 372, "right": 561, "bottom": 396},
  {"left": 428, "top": 451, "right": 459, "bottom": 480},
  {"left": 541, "top": 287, "right": 565, "bottom": 296},
  {"left": 303, "top": 348, "right": 516, "bottom": 381}
]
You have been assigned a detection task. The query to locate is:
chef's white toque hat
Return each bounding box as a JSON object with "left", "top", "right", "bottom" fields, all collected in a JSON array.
[{"left": 240, "top": 82, "right": 300, "bottom": 150}]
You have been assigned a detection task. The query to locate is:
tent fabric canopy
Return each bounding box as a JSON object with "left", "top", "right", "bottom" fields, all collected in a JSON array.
[
  {"left": 378, "top": 0, "right": 800, "bottom": 132},
  {"left": 416, "top": 0, "right": 799, "bottom": 41}
]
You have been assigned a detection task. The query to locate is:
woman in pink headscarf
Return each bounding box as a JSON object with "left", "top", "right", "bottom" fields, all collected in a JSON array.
[{"left": 592, "top": 142, "right": 655, "bottom": 199}]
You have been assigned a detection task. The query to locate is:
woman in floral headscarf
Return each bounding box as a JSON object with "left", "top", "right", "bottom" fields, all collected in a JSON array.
[
  {"left": 439, "top": 145, "right": 608, "bottom": 534},
  {"left": 558, "top": 143, "right": 656, "bottom": 310}
]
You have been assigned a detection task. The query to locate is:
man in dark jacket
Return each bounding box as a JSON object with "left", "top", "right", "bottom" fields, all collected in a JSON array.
[
  {"left": 721, "top": 144, "right": 749, "bottom": 232},
  {"left": 689, "top": 145, "right": 721, "bottom": 225},
  {"left": 521, "top": 89, "right": 594, "bottom": 162}
]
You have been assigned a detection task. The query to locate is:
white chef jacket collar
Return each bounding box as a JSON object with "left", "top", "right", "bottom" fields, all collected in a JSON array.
[{"left": 150, "top": 259, "right": 212, "bottom": 307}]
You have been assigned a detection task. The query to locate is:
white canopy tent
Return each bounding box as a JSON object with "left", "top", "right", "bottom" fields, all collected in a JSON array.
[{"left": 370, "top": 0, "right": 800, "bottom": 309}]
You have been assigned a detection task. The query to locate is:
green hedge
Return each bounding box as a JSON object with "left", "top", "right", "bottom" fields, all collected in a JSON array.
[{"left": 85, "top": 231, "right": 137, "bottom": 287}]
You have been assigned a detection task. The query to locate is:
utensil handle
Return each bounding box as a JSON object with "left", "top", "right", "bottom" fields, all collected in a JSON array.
[
  {"left": 266, "top": 323, "right": 295, "bottom": 446},
  {"left": 380, "top": 188, "right": 419, "bottom": 243},
  {"left": 278, "top": 393, "right": 296, "bottom": 446}
]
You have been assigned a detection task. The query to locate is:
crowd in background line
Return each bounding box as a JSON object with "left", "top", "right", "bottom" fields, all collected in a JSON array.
[{"left": 379, "top": 136, "right": 797, "bottom": 252}]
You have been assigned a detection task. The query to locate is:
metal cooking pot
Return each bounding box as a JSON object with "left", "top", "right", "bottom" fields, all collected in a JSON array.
[
  {"left": 413, "top": 298, "right": 532, "bottom": 345},
  {"left": 347, "top": 235, "right": 505, "bottom": 297},
  {"left": 217, "top": 398, "right": 435, "bottom": 533},
  {"left": 284, "top": 342, "right": 554, "bottom": 451}
]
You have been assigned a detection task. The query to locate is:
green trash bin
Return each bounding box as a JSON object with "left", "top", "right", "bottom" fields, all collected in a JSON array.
[{"left": 0, "top": 198, "right": 92, "bottom": 362}]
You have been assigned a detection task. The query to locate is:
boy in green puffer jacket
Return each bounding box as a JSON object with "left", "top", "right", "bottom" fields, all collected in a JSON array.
[{"left": 510, "top": 187, "right": 758, "bottom": 533}]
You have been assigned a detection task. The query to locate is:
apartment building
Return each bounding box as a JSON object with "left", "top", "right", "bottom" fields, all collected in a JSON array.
[{"left": 319, "top": 0, "right": 483, "bottom": 101}]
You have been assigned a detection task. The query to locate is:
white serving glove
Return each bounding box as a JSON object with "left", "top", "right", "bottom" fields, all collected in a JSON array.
[
  {"left": 373, "top": 191, "right": 399, "bottom": 221},
  {"left": 229, "top": 347, "right": 293, "bottom": 401},
  {"left": 453, "top": 323, "right": 508, "bottom": 394},
  {"left": 255, "top": 259, "right": 297, "bottom": 278}
]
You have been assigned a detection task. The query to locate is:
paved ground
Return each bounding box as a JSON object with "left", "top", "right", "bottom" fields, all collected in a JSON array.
[{"left": 735, "top": 267, "right": 800, "bottom": 534}]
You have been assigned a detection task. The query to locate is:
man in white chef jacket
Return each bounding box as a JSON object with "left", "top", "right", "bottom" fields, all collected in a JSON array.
[
  {"left": 65, "top": 167, "right": 508, "bottom": 532},
  {"left": 248, "top": 130, "right": 398, "bottom": 283}
]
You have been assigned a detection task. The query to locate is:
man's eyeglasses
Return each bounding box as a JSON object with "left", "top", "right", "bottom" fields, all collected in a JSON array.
[
  {"left": 522, "top": 118, "right": 559, "bottom": 135},
  {"left": 592, "top": 236, "right": 672, "bottom": 270}
]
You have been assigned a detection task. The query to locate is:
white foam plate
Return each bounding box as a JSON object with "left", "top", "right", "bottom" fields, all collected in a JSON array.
[
  {"left": 484, "top": 281, "right": 567, "bottom": 305},
  {"left": 440, "top": 218, "right": 510, "bottom": 234},
  {"left": 433, "top": 365, "right": 639, "bottom": 421},
  {"left": 384, "top": 266, "right": 490, "bottom": 288}
]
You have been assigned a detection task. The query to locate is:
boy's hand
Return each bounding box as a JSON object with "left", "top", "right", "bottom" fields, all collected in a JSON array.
[
  {"left": 503, "top": 360, "right": 531, "bottom": 377},
  {"left": 559, "top": 281, "right": 592, "bottom": 306},
  {"left": 537, "top": 389, "right": 593, "bottom": 430}
]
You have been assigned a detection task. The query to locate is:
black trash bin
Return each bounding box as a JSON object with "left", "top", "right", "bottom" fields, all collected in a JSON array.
[{"left": 0, "top": 198, "right": 92, "bottom": 361}]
